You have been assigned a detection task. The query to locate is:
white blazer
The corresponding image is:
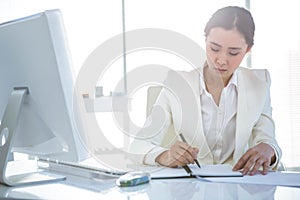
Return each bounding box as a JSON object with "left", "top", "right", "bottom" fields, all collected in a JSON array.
[{"left": 130, "top": 67, "right": 282, "bottom": 168}]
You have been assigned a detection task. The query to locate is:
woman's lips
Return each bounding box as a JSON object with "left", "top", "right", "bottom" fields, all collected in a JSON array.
[{"left": 214, "top": 68, "right": 227, "bottom": 72}]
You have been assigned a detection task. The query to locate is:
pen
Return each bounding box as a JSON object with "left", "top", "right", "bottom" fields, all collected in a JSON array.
[
  {"left": 179, "top": 133, "right": 201, "bottom": 168},
  {"left": 182, "top": 165, "right": 192, "bottom": 175}
]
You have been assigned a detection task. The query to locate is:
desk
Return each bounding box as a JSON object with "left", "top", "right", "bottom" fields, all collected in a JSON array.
[
  {"left": 1, "top": 172, "right": 300, "bottom": 199},
  {"left": 1, "top": 160, "right": 300, "bottom": 199}
]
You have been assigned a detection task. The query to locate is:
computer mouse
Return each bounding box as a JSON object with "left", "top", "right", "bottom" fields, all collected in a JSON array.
[{"left": 116, "top": 171, "right": 151, "bottom": 187}]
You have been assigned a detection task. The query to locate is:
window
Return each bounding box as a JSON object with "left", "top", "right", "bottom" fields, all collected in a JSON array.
[{"left": 251, "top": 0, "right": 300, "bottom": 168}]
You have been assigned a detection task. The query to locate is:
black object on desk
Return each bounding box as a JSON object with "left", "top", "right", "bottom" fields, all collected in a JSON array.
[{"left": 179, "top": 133, "right": 201, "bottom": 169}]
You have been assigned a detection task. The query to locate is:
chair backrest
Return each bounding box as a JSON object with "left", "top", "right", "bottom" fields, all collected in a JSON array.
[
  {"left": 146, "top": 86, "right": 177, "bottom": 148},
  {"left": 146, "top": 86, "right": 163, "bottom": 117}
]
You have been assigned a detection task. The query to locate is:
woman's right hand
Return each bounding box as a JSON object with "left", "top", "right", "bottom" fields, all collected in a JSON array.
[{"left": 155, "top": 141, "right": 199, "bottom": 167}]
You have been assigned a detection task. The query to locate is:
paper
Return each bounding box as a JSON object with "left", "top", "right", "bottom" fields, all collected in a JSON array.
[
  {"left": 192, "top": 164, "right": 243, "bottom": 177},
  {"left": 204, "top": 171, "right": 300, "bottom": 187},
  {"left": 149, "top": 166, "right": 191, "bottom": 179},
  {"left": 149, "top": 164, "right": 243, "bottom": 179}
]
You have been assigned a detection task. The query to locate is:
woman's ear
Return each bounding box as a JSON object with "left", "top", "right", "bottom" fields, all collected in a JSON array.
[{"left": 246, "top": 46, "right": 252, "bottom": 53}]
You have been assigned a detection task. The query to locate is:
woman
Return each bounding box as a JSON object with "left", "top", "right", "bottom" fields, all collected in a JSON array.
[{"left": 130, "top": 6, "right": 282, "bottom": 175}]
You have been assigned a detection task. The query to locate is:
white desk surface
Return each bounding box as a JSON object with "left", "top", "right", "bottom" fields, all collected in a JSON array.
[
  {"left": 1, "top": 175, "right": 300, "bottom": 200},
  {"left": 1, "top": 161, "right": 300, "bottom": 200},
  {"left": 1, "top": 173, "right": 300, "bottom": 199}
]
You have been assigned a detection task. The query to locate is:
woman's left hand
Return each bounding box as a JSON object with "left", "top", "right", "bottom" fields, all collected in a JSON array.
[{"left": 233, "top": 143, "right": 276, "bottom": 175}]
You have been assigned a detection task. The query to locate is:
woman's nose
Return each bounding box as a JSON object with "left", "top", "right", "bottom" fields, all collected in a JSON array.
[
  {"left": 216, "top": 58, "right": 226, "bottom": 65},
  {"left": 216, "top": 53, "right": 227, "bottom": 66}
]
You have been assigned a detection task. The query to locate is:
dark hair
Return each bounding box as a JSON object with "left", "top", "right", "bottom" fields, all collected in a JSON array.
[{"left": 204, "top": 6, "right": 255, "bottom": 47}]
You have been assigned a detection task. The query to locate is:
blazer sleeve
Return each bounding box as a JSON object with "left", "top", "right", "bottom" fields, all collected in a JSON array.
[
  {"left": 128, "top": 86, "right": 175, "bottom": 165},
  {"left": 129, "top": 69, "right": 197, "bottom": 165},
  {"left": 250, "top": 69, "right": 282, "bottom": 169}
]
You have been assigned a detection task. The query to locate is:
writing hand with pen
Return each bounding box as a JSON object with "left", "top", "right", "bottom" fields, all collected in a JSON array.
[{"left": 155, "top": 133, "right": 201, "bottom": 171}]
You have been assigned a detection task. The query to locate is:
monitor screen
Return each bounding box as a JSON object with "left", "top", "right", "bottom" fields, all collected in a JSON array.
[{"left": 0, "top": 9, "right": 88, "bottom": 163}]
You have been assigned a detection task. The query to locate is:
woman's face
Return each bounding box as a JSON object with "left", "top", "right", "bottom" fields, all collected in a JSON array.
[{"left": 205, "top": 27, "right": 250, "bottom": 81}]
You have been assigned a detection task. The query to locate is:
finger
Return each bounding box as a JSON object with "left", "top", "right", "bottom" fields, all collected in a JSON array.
[
  {"left": 241, "top": 153, "right": 260, "bottom": 175},
  {"left": 179, "top": 142, "right": 196, "bottom": 154},
  {"left": 174, "top": 155, "right": 191, "bottom": 165},
  {"left": 168, "top": 159, "right": 184, "bottom": 168},
  {"left": 249, "top": 159, "right": 263, "bottom": 176},
  {"left": 192, "top": 147, "right": 199, "bottom": 156},
  {"left": 262, "top": 162, "right": 270, "bottom": 175},
  {"left": 169, "top": 144, "right": 189, "bottom": 165},
  {"left": 173, "top": 149, "right": 194, "bottom": 164},
  {"left": 166, "top": 150, "right": 178, "bottom": 167},
  {"left": 233, "top": 151, "right": 252, "bottom": 171},
  {"left": 156, "top": 150, "right": 177, "bottom": 167},
  {"left": 171, "top": 153, "right": 191, "bottom": 167},
  {"left": 170, "top": 141, "right": 198, "bottom": 165},
  {"left": 168, "top": 159, "right": 182, "bottom": 167},
  {"left": 170, "top": 146, "right": 193, "bottom": 165},
  {"left": 177, "top": 143, "right": 197, "bottom": 162},
  {"left": 167, "top": 151, "right": 188, "bottom": 167}
]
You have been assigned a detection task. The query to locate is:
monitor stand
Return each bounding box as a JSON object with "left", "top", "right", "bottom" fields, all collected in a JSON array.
[{"left": 0, "top": 87, "right": 65, "bottom": 186}]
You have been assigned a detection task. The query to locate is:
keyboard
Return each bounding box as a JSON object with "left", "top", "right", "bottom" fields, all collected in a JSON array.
[{"left": 37, "top": 158, "right": 127, "bottom": 179}]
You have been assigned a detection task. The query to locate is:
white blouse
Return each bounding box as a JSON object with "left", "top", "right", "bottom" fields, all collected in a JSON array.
[{"left": 200, "top": 70, "right": 238, "bottom": 164}]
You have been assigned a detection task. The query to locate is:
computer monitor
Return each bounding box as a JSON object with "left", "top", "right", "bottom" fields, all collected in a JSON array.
[{"left": 0, "top": 9, "right": 88, "bottom": 186}]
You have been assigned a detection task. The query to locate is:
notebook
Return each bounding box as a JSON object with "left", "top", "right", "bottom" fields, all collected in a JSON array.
[{"left": 149, "top": 164, "right": 243, "bottom": 179}]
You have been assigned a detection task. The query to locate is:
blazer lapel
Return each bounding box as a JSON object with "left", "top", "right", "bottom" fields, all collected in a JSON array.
[
  {"left": 185, "top": 69, "right": 213, "bottom": 163},
  {"left": 234, "top": 69, "right": 269, "bottom": 162},
  {"left": 234, "top": 74, "right": 249, "bottom": 162}
]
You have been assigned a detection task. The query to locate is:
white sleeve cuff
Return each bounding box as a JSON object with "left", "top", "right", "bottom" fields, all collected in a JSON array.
[
  {"left": 262, "top": 142, "right": 279, "bottom": 169},
  {"left": 143, "top": 146, "right": 168, "bottom": 166}
]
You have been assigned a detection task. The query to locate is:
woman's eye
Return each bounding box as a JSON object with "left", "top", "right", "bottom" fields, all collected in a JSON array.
[
  {"left": 229, "top": 51, "right": 239, "bottom": 56},
  {"left": 211, "top": 47, "right": 219, "bottom": 52}
]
